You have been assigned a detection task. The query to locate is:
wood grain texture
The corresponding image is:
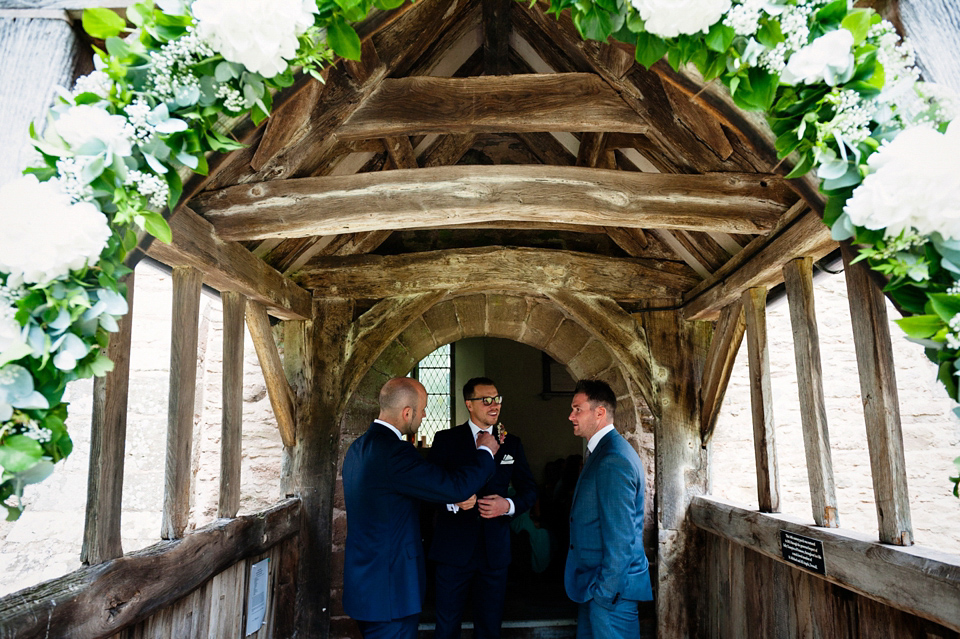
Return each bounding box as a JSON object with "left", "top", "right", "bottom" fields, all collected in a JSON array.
[
  {"left": 145, "top": 206, "right": 311, "bottom": 320},
  {"left": 192, "top": 165, "right": 796, "bottom": 241},
  {"left": 683, "top": 204, "right": 837, "bottom": 320},
  {"left": 576, "top": 132, "right": 607, "bottom": 167},
  {"left": 246, "top": 300, "right": 297, "bottom": 447},
  {"left": 700, "top": 301, "right": 745, "bottom": 444},
  {"left": 691, "top": 496, "right": 960, "bottom": 633},
  {"left": 0, "top": 16, "right": 81, "bottom": 184},
  {"left": 783, "top": 257, "right": 839, "bottom": 528},
  {"left": 242, "top": 0, "right": 478, "bottom": 183},
  {"left": 742, "top": 287, "right": 780, "bottom": 514},
  {"left": 639, "top": 310, "right": 710, "bottom": 639},
  {"left": 218, "top": 292, "right": 245, "bottom": 519},
  {"left": 841, "top": 245, "right": 913, "bottom": 545},
  {"left": 337, "top": 73, "right": 647, "bottom": 139},
  {"left": 382, "top": 135, "right": 418, "bottom": 169},
  {"left": 82, "top": 273, "right": 135, "bottom": 564},
  {"left": 482, "top": 0, "right": 511, "bottom": 75},
  {"left": 287, "top": 298, "right": 354, "bottom": 637},
  {"left": 294, "top": 246, "right": 698, "bottom": 301},
  {"left": 161, "top": 267, "right": 202, "bottom": 540},
  {"left": 0, "top": 499, "right": 300, "bottom": 639}
]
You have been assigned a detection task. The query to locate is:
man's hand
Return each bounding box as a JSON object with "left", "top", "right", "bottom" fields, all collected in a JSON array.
[
  {"left": 476, "top": 431, "right": 500, "bottom": 456},
  {"left": 456, "top": 494, "right": 477, "bottom": 510},
  {"left": 478, "top": 495, "right": 510, "bottom": 518}
]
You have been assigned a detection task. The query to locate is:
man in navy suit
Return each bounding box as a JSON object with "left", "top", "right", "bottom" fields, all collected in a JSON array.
[
  {"left": 343, "top": 377, "right": 501, "bottom": 639},
  {"left": 429, "top": 377, "right": 538, "bottom": 639},
  {"left": 564, "top": 379, "right": 652, "bottom": 639}
]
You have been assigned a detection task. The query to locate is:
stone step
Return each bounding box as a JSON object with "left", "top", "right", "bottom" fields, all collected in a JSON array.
[{"left": 419, "top": 619, "right": 578, "bottom": 639}]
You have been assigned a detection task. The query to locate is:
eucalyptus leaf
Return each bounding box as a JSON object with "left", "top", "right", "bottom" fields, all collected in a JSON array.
[{"left": 0, "top": 436, "right": 44, "bottom": 474}]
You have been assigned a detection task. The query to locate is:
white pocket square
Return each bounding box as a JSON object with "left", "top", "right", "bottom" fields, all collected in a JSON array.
[{"left": 500, "top": 454, "right": 515, "bottom": 464}]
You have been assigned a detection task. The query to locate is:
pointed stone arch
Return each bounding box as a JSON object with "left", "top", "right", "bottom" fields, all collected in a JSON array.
[{"left": 328, "top": 290, "right": 661, "bottom": 635}]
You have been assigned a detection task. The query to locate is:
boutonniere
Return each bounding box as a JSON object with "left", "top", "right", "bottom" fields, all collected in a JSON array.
[{"left": 496, "top": 423, "right": 507, "bottom": 445}]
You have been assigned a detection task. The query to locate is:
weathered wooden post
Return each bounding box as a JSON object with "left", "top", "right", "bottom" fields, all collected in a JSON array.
[
  {"left": 640, "top": 310, "right": 711, "bottom": 639},
  {"left": 286, "top": 297, "right": 354, "bottom": 637}
]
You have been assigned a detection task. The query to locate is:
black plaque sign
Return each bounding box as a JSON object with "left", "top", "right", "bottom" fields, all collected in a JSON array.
[{"left": 780, "top": 530, "right": 826, "bottom": 575}]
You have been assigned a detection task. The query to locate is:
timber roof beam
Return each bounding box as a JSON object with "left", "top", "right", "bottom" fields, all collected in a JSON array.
[
  {"left": 191, "top": 165, "right": 798, "bottom": 241},
  {"left": 335, "top": 74, "right": 650, "bottom": 140},
  {"left": 293, "top": 246, "right": 699, "bottom": 301}
]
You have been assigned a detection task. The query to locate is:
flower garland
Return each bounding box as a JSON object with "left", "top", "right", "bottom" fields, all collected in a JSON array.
[{"left": 1, "top": 0, "right": 959, "bottom": 517}]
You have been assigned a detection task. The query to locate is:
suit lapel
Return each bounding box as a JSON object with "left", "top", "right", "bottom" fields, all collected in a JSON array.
[{"left": 572, "top": 430, "right": 616, "bottom": 507}]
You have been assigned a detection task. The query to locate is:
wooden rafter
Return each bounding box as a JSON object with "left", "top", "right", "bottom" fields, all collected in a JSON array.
[
  {"left": 144, "top": 206, "right": 312, "bottom": 320},
  {"left": 482, "top": 0, "right": 512, "bottom": 75},
  {"left": 294, "top": 246, "right": 698, "bottom": 300},
  {"left": 336, "top": 74, "right": 649, "bottom": 140},
  {"left": 192, "top": 165, "right": 797, "bottom": 241},
  {"left": 700, "top": 301, "right": 746, "bottom": 443},
  {"left": 682, "top": 203, "right": 837, "bottom": 321},
  {"left": 246, "top": 301, "right": 297, "bottom": 448}
]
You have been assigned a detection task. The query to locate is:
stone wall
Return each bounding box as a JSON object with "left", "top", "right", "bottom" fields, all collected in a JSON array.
[{"left": 710, "top": 271, "right": 960, "bottom": 552}]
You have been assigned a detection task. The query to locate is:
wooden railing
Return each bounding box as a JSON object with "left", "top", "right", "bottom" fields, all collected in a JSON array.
[
  {"left": 0, "top": 499, "right": 300, "bottom": 639},
  {"left": 694, "top": 250, "right": 960, "bottom": 636}
]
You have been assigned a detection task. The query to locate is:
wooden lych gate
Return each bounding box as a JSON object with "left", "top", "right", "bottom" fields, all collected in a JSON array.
[{"left": 1, "top": 0, "right": 959, "bottom": 637}]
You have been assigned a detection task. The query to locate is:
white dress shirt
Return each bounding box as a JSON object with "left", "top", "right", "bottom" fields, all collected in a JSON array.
[
  {"left": 375, "top": 418, "right": 404, "bottom": 440},
  {"left": 586, "top": 423, "right": 616, "bottom": 454},
  {"left": 446, "top": 419, "right": 514, "bottom": 515}
]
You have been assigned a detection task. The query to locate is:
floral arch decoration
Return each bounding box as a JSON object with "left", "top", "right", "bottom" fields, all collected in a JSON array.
[{"left": 0, "top": 0, "right": 958, "bottom": 517}]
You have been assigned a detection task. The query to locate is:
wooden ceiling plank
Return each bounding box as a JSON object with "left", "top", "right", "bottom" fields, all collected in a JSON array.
[
  {"left": 382, "top": 136, "right": 419, "bottom": 169},
  {"left": 482, "top": 0, "right": 512, "bottom": 75},
  {"left": 238, "top": 0, "right": 480, "bottom": 183},
  {"left": 191, "top": 165, "right": 798, "bottom": 241},
  {"left": 576, "top": 132, "right": 607, "bottom": 167},
  {"left": 682, "top": 206, "right": 837, "bottom": 321},
  {"left": 294, "top": 246, "right": 699, "bottom": 300},
  {"left": 514, "top": 132, "right": 576, "bottom": 166},
  {"left": 420, "top": 133, "right": 479, "bottom": 167},
  {"left": 145, "top": 207, "right": 312, "bottom": 320},
  {"left": 336, "top": 73, "right": 649, "bottom": 140}
]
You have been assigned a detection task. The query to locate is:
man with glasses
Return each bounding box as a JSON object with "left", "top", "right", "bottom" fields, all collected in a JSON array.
[{"left": 428, "top": 377, "right": 538, "bottom": 639}]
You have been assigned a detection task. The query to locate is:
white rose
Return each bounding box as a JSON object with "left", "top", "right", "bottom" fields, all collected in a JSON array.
[
  {"left": 631, "top": 0, "right": 732, "bottom": 38},
  {"left": 0, "top": 176, "right": 111, "bottom": 286},
  {"left": 782, "top": 29, "right": 855, "bottom": 86},
  {"left": 844, "top": 122, "right": 960, "bottom": 240},
  {"left": 192, "top": 0, "right": 317, "bottom": 78},
  {"left": 54, "top": 104, "right": 133, "bottom": 157}
]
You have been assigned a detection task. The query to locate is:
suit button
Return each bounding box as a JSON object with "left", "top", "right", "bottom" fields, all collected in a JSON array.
[
  {"left": 569, "top": 517, "right": 573, "bottom": 523},
  {"left": 570, "top": 544, "right": 574, "bottom": 549}
]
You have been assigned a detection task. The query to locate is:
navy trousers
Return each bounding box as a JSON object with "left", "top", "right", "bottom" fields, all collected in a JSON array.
[
  {"left": 357, "top": 613, "right": 420, "bottom": 639},
  {"left": 434, "top": 561, "right": 509, "bottom": 639}
]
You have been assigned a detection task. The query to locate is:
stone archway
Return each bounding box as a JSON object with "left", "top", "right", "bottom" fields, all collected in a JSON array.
[{"left": 328, "top": 291, "right": 658, "bottom": 628}]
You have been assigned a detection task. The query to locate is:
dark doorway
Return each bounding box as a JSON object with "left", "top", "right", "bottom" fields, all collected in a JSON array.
[{"left": 417, "top": 338, "right": 582, "bottom": 628}]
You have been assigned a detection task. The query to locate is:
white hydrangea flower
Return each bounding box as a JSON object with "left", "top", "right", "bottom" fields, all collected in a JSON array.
[
  {"left": 781, "top": 28, "right": 855, "bottom": 86},
  {"left": 71, "top": 70, "right": 113, "bottom": 100},
  {"left": 0, "top": 176, "right": 111, "bottom": 286},
  {"left": 53, "top": 104, "right": 133, "bottom": 158},
  {"left": 630, "top": 0, "right": 732, "bottom": 38},
  {"left": 844, "top": 122, "right": 960, "bottom": 241},
  {"left": 192, "top": 0, "right": 318, "bottom": 78}
]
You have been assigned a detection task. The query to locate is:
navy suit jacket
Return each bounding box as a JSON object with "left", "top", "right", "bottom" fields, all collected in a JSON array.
[
  {"left": 428, "top": 423, "right": 537, "bottom": 569},
  {"left": 343, "top": 421, "right": 496, "bottom": 622},
  {"left": 564, "top": 428, "right": 653, "bottom": 605}
]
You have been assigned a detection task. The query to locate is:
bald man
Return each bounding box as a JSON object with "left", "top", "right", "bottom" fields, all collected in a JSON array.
[{"left": 343, "top": 378, "right": 501, "bottom": 639}]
